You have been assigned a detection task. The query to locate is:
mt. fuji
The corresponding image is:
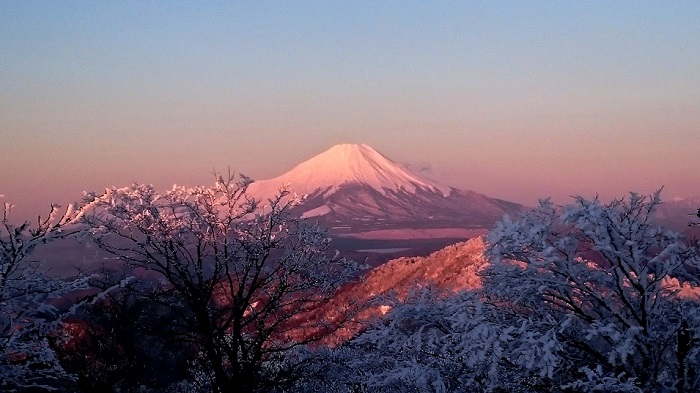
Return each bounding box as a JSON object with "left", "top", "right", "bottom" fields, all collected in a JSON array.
[{"left": 247, "top": 144, "right": 523, "bottom": 236}]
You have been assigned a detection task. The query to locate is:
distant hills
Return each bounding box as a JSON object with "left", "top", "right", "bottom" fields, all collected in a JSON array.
[{"left": 654, "top": 196, "right": 700, "bottom": 232}]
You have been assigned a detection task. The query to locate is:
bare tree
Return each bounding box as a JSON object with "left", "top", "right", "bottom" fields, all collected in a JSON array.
[{"left": 82, "top": 172, "right": 361, "bottom": 392}]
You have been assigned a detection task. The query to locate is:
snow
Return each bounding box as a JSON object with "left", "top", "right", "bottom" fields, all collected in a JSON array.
[
  {"left": 247, "top": 144, "right": 451, "bottom": 201},
  {"left": 301, "top": 204, "right": 332, "bottom": 218}
]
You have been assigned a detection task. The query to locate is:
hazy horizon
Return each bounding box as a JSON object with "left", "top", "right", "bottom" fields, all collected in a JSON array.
[{"left": 2, "top": 2, "right": 699, "bottom": 221}]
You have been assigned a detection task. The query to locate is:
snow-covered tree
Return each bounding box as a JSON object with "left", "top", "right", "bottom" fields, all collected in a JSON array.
[
  {"left": 0, "top": 202, "right": 91, "bottom": 391},
  {"left": 335, "top": 192, "right": 700, "bottom": 393},
  {"left": 485, "top": 192, "right": 700, "bottom": 392},
  {"left": 691, "top": 207, "right": 700, "bottom": 227},
  {"left": 318, "top": 287, "right": 566, "bottom": 393},
  {"left": 81, "top": 172, "right": 362, "bottom": 392}
]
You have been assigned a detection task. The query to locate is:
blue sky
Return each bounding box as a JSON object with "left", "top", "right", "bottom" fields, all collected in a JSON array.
[{"left": 1, "top": 2, "right": 698, "bottom": 218}]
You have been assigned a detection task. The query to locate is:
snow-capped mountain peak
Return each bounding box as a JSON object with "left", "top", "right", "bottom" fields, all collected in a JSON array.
[
  {"left": 248, "top": 144, "right": 450, "bottom": 199},
  {"left": 246, "top": 143, "right": 523, "bottom": 232}
]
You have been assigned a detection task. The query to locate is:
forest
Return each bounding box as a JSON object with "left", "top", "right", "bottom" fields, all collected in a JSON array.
[{"left": 2, "top": 176, "right": 699, "bottom": 393}]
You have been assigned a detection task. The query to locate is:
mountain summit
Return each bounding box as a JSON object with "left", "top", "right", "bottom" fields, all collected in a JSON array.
[
  {"left": 249, "top": 144, "right": 449, "bottom": 200},
  {"left": 247, "top": 144, "right": 522, "bottom": 235}
]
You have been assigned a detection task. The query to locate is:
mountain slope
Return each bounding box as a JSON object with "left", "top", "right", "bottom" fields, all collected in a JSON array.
[
  {"left": 654, "top": 196, "right": 700, "bottom": 231},
  {"left": 313, "top": 237, "right": 487, "bottom": 344},
  {"left": 247, "top": 144, "right": 523, "bottom": 234},
  {"left": 248, "top": 144, "right": 450, "bottom": 199},
  {"left": 354, "top": 237, "right": 487, "bottom": 296}
]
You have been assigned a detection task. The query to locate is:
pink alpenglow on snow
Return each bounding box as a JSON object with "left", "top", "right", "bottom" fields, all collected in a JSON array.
[
  {"left": 247, "top": 144, "right": 523, "bottom": 234},
  {"left": 247, "top": 144, "right": 450, "bottom": 200}
]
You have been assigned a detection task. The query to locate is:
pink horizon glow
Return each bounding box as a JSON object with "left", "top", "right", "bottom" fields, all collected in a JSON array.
[{"left": 2, "top": 3, "right": 698, "bottom": 221}]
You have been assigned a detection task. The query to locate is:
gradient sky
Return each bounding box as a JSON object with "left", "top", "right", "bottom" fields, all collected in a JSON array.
[{"left": 1, "top": 2, "right": 699, "bottom": 220}]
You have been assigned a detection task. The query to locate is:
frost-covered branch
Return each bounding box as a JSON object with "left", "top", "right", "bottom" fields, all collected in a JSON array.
[
  {"left": 485, "top": 191, "right": 700, "bottom": 392},
  {"left": 0, "top": 200, "right": 98, "bottom": 391},
  {"left": 334, "top": 192, "right": 700, "bottom": 393},
  {"left": 81, "top": 171, "right": 364, "bottom": 392}
]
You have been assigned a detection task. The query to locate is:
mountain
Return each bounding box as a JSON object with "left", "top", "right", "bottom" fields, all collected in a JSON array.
[
  {"left": 313, "top": 237, "right": 488, "bottom": 344},
  {"left": 654, "top": 196, "right": 700, "bottom": 232},
  {"left": 353, "top": 236, "right": 487, "bottom": 296},
  {"left": 247, "top": 144, "right": 523, "bottom": 236}
]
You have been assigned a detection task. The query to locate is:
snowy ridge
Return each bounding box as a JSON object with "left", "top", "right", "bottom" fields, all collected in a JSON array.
[{"left": 247, "top": 144, "right": 451, "bottom": 201}]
